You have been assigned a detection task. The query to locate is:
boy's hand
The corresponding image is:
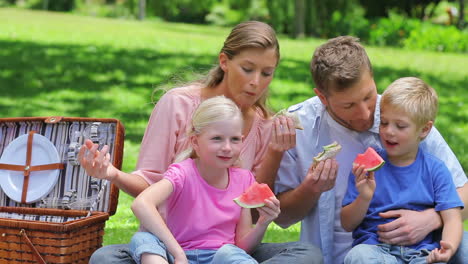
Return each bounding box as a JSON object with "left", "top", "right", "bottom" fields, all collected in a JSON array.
[
  {"left": 353, "top": 163, "right": 375, "bottom": 201},
  {"left": 256, "top": 196, "right": 281, "bottom": 226},
  {"left": 426, "top": 240, "right": 454, "bottom": 263}
]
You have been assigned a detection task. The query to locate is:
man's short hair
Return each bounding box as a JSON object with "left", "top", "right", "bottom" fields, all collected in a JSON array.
[{"left": 310, "top": 36, "right": 373, "bottom": 95}]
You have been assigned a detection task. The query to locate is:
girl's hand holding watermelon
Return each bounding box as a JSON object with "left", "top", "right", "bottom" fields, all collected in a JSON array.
[
  {"left": 352, "top": 163, "right": 376, "bottom": 201},
  {"left": 256, "top": 196, "right": 281, "bottom": 227}
]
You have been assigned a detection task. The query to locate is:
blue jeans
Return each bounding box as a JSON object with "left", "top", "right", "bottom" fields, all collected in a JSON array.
[
  {"left": 343, "top": 231, "right": 468, "bottom": 264},
  {"left": 90, "top": 240, "right": 322, "bottom": 264},
  {"left": 344, "top": 244, "right": 431, "bottom": 264},
  {"left": 129, "top": 231, "right": 256, "bottom": 264}
]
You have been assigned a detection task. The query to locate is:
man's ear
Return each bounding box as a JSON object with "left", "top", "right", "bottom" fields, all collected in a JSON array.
[
  {"left": 314, "top": 88, "right": 328, "bottom": 107},
  {"left": 420, "top": 120, "right": 433, "bottom": 140},
  {"left": 219, "top": 52, "right": 228, "bottom": 72}
]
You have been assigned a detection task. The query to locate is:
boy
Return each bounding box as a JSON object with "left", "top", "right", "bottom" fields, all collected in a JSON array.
[{"left": 341, "top": 77, "right": 463, "bottom": 263}]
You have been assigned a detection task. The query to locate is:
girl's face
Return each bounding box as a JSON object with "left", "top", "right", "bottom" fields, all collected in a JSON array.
[
  {"left": 192, "top": 118, "right": 243, "bottom": 169},
  {"left": 219, "top": 47, "right": 277, "bottom": 111},
  {"left": 379, "top": 104, "right": 430, "bottom": 166}
]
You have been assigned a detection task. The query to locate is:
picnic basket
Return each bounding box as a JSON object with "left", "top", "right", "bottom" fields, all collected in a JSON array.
[{"left": 0, "top": 116, "right": 124, "bottom": 264}]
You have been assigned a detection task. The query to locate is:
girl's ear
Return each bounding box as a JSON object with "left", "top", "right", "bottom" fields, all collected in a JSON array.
[
  {"left": 419, "top": 120, "right": 433, "bottom": 140},
  {"left": 190, "top": 135, "right": 199, "bottom": 152},
  {"left": 219, "top": 52, "right": 228, "bottom": 72}
]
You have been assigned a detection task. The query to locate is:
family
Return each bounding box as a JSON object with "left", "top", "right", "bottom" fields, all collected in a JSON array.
[{"left": 78, "top": 21, "right": 468, "bottom": 264}]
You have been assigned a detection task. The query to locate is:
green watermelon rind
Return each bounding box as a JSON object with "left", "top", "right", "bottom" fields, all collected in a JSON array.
[
  {"left": 366, "top": 160, "right": 385, "bottom": 172},
  {"left": 233, "top": 198, "right": 265, "bottom": 209}
]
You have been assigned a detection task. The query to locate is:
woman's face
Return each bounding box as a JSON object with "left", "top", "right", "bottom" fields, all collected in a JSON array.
[{"left": 220, "top": 47, "right": 278, "bottom": 110}]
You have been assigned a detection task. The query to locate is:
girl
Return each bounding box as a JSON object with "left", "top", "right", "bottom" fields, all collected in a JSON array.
[{"left": 130, "top": 96, "right": 280, "bottom": 264}]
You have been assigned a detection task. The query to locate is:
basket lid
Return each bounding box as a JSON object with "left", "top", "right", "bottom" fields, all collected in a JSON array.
[{"left": 0, "top": 117, "right": 124, "bottom": 216}]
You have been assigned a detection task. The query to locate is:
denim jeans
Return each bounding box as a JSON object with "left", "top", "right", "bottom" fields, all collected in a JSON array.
[
  {"left": 344, "top": 244, "right": 431, "bottom": 264},
  {"left": 90, "top": 240, "right": 322, "bottom": 264},
  {"left": 129, "top": 232, "right": 256, "bottom": 264}
]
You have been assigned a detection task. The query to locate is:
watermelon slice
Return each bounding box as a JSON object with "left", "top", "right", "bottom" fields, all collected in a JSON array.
[
  {"left": 353, "top": 147, "right": 385, "bottom": 171},
  {"left": 234, "top": 182, "right": 275, "bottom": 208}
]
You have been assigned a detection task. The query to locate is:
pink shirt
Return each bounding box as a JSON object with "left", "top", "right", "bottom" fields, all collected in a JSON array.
[
  {"left": 164, "top": 158, "right": 255, "bottom": 250},
  {"left": 133, "top": 85, "right": 272, "bottom": 184}
]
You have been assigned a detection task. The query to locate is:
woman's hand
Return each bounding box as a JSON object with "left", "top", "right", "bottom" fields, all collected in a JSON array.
[
  {"left": 269, "top": 116, "right": 296, "bottom": 152},
  {"left": 256, "top": 196, "right": 281, "bottom": 226},
  {"left": 78, "top": 139, "right": 118, "bottom": 181}
]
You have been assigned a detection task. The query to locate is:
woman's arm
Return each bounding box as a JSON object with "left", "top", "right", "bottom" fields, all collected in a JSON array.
[
  {"left": 131, "top": 179, "right": 186, "bottom": 261},
  {"left": 235, "top": 197, "right": 280, "bottom": 253}
]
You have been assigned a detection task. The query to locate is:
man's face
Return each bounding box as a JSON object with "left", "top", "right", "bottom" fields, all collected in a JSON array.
[{"left": 316, "top": 71, "right": 378, "bottom": 132}]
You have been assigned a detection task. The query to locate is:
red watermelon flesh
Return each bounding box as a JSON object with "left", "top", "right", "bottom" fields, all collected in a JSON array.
[
  {"left": 234, "top": 182, "right": 275, "bottom": 208},
  {"left": 353, "top": 147, "right": 385, "bottom": 171}
]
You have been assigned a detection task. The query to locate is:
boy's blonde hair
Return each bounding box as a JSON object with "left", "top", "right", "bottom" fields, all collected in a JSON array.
[
  {"left": 381, "top": 77, "right": 438, "bottom": 127},
  {"left": 310, "top": 36, "right": 373, "bottom": 96},
  {"left": 175, "top": 96, "right": 243, "bottom": 163}
]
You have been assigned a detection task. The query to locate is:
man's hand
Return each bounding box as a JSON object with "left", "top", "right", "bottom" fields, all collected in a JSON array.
[
  {"left": 377, "top": 209, "right": 440, "bottom": 245},
  {"left": 303, "top": 158, "right": 338, "bottom": 194}
]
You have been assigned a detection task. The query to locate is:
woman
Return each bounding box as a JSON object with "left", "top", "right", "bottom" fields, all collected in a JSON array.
[{"left": 80, "top": 21, "right": 322, "bottom": 264}]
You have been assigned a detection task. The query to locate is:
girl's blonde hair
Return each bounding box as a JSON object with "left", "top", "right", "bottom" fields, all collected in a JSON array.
[
  {"left": 174, "top": 96, "right": 243, "bottom": 163},
  {"left": 381, "top": 77, "right": 438, "bottom": 127}
]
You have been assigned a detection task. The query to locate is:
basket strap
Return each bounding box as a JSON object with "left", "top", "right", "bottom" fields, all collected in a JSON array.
[
  {"left": 20, "top": 229, "right": 48, "bottom": 264},
  {"left": 0, "top": 131, "right": 64, "bottom": 203}
]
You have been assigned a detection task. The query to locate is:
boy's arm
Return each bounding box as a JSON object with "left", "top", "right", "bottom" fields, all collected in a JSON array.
[
  {"left": 426, "top": 208, "right": 462, "bottom": 263},
  {"left": 131, "top": 179, "right": 186, "bottom": 261},
  {"left": 341, "top": 195, "right": 372, "bottom": 232}
]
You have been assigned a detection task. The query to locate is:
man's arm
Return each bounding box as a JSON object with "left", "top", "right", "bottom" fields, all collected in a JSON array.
[{"left": 275, "top": 159, "right": 338, "bottom": 228}]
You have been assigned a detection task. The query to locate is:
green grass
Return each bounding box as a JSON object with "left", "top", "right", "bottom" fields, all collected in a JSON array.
[{"left": 0, "top": 8, "right": 467, "bottom": 245}]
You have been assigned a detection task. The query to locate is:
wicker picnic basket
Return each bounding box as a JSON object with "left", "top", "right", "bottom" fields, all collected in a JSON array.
[{"left": 0, "top": 117, "right": 124, "bottom": 264}]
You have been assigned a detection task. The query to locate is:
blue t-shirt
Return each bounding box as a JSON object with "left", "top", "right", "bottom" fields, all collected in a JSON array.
[{"left": 342, "top": 147, "right": 463, "bottom": 251}]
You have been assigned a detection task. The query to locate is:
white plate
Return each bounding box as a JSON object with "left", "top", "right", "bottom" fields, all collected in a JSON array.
[{"left": 0, "top": 133, "right": 60, "bottom": 203}]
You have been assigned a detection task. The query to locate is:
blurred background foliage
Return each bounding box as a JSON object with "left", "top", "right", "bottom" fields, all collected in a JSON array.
[{"left": 1, "top": 0, "right": 467, "bottom": 53}]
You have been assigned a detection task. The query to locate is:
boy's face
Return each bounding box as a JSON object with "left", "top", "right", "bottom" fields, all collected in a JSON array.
[
  {"left": 315, "top": 70, "right": 377, "bottom": 132},
  {"left": 379, "top": 104, "right": 429, "bottom": 165}
]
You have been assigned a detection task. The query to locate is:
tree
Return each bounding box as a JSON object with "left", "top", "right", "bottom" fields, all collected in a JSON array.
[
  {"left": 294, "top": 0, "right": 306, "bottom": 38},
  {"left": 138, "top": 0, "right": 145, "bottom": 20}
]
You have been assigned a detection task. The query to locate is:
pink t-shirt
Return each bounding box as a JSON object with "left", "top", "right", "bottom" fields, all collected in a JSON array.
[
  {"left": 133, "top": 85, "right": 272, "bottom": 184},
  {"left": 164, "top": 158, "right": 255, "bottom": 250}
]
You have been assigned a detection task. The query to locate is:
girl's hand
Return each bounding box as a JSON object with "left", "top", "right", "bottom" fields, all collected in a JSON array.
[
  {"left": 256, "top": 196, "right": 281, "bottom": 226},
  {"left": 269, "top": 116, "right": 296, "bottom": 152},
  {"left": 352, "top": 163, "right": 375, "bottom": 201},
  {"left": 426, "top": 240, "right": 454, "bottom": 263},
  {"left": 78, "top": 139, "right": 118, "bottom": 181}
]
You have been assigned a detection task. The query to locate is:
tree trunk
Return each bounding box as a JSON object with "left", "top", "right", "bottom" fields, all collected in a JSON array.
[
  {"left": 294, "top": 0, "right": 306, "bottom": 38},
  {"left": 42, "top": 0, "right": 49, "bottom": 10},
  {"left": 138, "top": 0, "right": 146, "bottom": 21},
  {"left": 458, "top": 0, "right": 465, "bottom": 29}
]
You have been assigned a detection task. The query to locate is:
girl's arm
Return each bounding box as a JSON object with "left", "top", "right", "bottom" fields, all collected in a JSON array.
[
  {"left": 341, "top": 165, "right": 375, "bottom": 232},
  {"left": 235, "top": 197, "right": 280, "bottom": 253},
  {"left": 426, "top": 208, "right": 462, "bottom": 263},
  {"left": 131, "top": 179, "right": 186, "bottom": 261}
]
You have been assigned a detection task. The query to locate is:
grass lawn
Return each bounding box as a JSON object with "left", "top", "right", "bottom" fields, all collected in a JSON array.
[{"left": 0, "top": 8, "right": 467, "bottom": 245}]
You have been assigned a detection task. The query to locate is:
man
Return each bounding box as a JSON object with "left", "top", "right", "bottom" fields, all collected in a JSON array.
[{"left": 265, "top": 36, "right": 468, "bottom": 264}]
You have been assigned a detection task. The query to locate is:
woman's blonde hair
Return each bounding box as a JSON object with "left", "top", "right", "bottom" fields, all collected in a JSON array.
[
  {"left": 381, "top": 77, "right": 438, "bottom": 127},
  {"left": 155, "top": 21, "right": 279, "bottom": 118},
  {"left": 174, "top": 96, "right": 243, "bottom": 163}
]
